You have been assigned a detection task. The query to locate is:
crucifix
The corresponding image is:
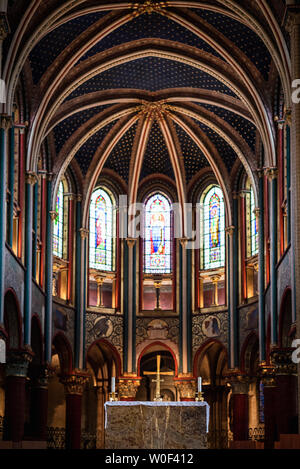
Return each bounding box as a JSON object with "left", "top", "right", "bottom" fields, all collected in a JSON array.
[{"left": 143, "top": 354, "right": 174, "bottom": 401}]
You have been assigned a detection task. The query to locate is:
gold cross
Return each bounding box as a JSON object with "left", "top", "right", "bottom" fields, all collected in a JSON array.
[{"left": 143, "top": 354, "right": 174, "bottom": 401}]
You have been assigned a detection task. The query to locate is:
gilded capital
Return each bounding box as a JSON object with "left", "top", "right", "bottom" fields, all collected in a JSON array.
[
  {"left": 25, "top": 171, "right": 38, "bottom": 185},
  {"left": 270, "top": 348, "right": 297, "bottom": 376},
  {"left": 126, "top": 237, "right": 137, "bottom": 248},
  {"left": 225, "top": 225, "right": 235, "bottom": 237},
  {"left": 225, "top": 371, "right": 249, "bottom": 394},
  {"left": 79, "top": 228, "right": 89, "bottom": 239},
  {"left": 174, "top": 379, "right": 196, "bottom": 399},
  {"left": 118, "top": 378, "right": 141, "bottom": 399},
  {"left": 258, "top": 362, "right": 276, "bottom": 387},
  {"left": 264, "top": 167, "right": 278, "bottom": 181},
  {"left": 0, "top": 114, "right": 12, "bottom": 130},
  {"left": 60, "top": 372, "right": 89, "bottom": 396},
  {"left": 49, "top": 210, "right": 58, "bottom": 221}
]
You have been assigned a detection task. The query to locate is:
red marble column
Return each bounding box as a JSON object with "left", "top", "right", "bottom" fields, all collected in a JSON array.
[
  {"left": 226, "top": 373, "right": 249, "bottom": 442},
  {"left": 61, "top": 373, "right": 88, "bottom": 450},
  {"left": 259, "top": 364, "right": 278, "bottom": 449},
  {"left": 4, "top": 350, "right": 32, "bottom": 442},
  {"left": 30, "top": 368, "right": 49, "bottom": 441}
]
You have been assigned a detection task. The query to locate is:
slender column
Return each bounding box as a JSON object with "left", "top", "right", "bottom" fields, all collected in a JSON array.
[
  {"left": 226, "top": 226, "right": 237, "bottom": 369},
  {"left": 32, "top": 177, "right": 39, "bottom": 280},
  {"left": 96, "top": 384, "right": 106, "bottom": 448},
  {"left": 45, "top": 175, "right": 54, "bottom": 364},
  {"left": 78, "top": 228, "right": 88, "bottom": 370},
  {"left": 75, "top": 196, "right": 82, "bottom": 368},
  {"left": 4, "top": 350, "right": 33, "bottom": 443},
  {"left": 24, "top": 171, "right": 38, "bottom": 347},
  {"left": 226, "top": 372, "right": 249, "bottom": 441},
  {"left": 67, "top": 195, "right": 75, "bottom": 302},
  {"left": 210, "top": 275, "right": 221, "bottom": 306},
  {"left": 0, "top": 115, "right": 11, "bottom": 326},
  {"left": 257, "top": 169, "right": 266, "bottom": 361},
  {"left": 179, "top": 237, "right": 189, "bottom": 374},
  {"left": 7, "top": 124, "right": 15, "bottom": 248},
  {"left": 18, "top": 129, "right": 25, "bottom": 259},
  {"left": 125, "top": 237, "right": 136, "bottom": 373},
  {"left": 61, "top": 373, "right": 88, "bottom": 450},
  {"left": 95, "top": 274, "right": 105, "bottom": 307},
  {"left": 239, "top": 192, "right": 247, "bottom": 302},
  {"left": 265, "top": 168, "right": 278, "bottom": 346}
]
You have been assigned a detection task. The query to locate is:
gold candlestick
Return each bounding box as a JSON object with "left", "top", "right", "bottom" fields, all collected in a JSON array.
[
  {"left": 195, "top": 391, "right": 204, "bottom": 402},
  {"left": 109, "top": 392, "right": 118, "bottom": 401}
]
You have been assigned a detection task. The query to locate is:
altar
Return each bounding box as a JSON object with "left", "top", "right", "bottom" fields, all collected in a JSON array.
[{"left": 104, "top": 401, "right": 210, "bottom": 449}]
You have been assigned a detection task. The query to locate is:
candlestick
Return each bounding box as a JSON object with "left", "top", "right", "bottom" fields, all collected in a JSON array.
[
  {"left": 198, "top": 377, "right": 202, "bottom": 393},
  {"left": 111, "top": 377, "right": 115, "bottom": 393}
]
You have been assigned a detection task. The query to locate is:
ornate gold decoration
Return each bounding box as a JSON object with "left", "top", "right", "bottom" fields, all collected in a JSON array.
[
  {"left": 174, "top": 379, "right": 196, "bottom": 400},
  {"left": 0, "top": 114, "right": 12, "bottom": 130},
  {"left": 225, "top": 225, "right": 235, "bottom": 237},
  {"left": 179, "top": 237, "right": 189, "bottom": 248},
  {"left": 25, "top": 171, "right": 38, "bottom": 185},
  {"left": 270, "top": 348, "right": 297, "bottom": 376},
  {"left": 79, "top": 228, "right": 89, "bottom": 239},
  {"left": 144, "top": 354, "right": 174, "bottom": 400},
  {"left": 118, "top": 377, "right": 141, "bottom": 400},
  {"left": 0, "top": 13, "right": 10, "bottom": 41},
  {"left": 136, "top": 101, "right": 171, "bottom": 121},
  {"left": 258, "top": 362, "right": 276, "bottom": 387},
  {"left": 131, "top": 1, "right": 168, "bottom": 17},
  {"left": 60, "top": 372, "right": 89, "bottom": 395},
  {"left": 126, "top": 237, "right": 136, "bottom": 248},
  {"left": 49, "top": 210, "right": 58, "bottom": 221}
]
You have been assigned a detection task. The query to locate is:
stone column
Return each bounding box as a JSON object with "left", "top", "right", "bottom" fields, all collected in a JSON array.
[
  {"left": 61, "top": 372, "right": 88, "bottom": 450},
  {"left": 125, "top": 238, "right": 137, "bottom": 374},
  {"left": 210, "top": 274, "right": 221, "bottom": 306},
  {"left": 4, "top": 349, "right": 33, "bottom": 443},
  {"left": 118, "top": 377, "right": 141, "bottom": 401},
  {"left": 270, "top": 348, "right": 298, "bottom": 435},
  {"left": 259, "top": 363, "right": 277, "bottom": 449},
  {"left": 96, "top": 384, "right": 107, "bottom": 448},
  {"left": 226, "top": 372, "right": 249, "bottom": 441},
  {"left": 95, "top": 274, "right": 106, "bottom": 307},
  {"left": 226, "top": 226, "right": 238, "bottom": 369},
  {"left": 174, "top": 378, "right": 196, "bottom": 401}
]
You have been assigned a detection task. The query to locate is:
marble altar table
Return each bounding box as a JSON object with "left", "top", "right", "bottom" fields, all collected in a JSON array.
[{"left": 104, "top": 401, "right": 210, "bottom": 449}]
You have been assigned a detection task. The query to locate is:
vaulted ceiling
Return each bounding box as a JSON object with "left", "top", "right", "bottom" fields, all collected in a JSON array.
[{"left": 5, "top": 0, "right": 289, "bottom": 208}]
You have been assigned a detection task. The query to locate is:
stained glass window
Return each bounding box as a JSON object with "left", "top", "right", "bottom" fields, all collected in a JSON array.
[
  {"left": 53, "top": 182, "right": 64, "bottom": 258},
  {"left": 144, "top": 193, "right": 172, "bottom": 274},
  {"left": 89, "top": 188, "right": 114, "bottom": 271},
  {"left": 202, "top": 186, "right": 225, "bottom": 270}
]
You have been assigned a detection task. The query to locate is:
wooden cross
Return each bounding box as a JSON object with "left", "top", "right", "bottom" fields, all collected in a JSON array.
[{"left": 143, "top": 354, "right": 174, "bottom": 401}]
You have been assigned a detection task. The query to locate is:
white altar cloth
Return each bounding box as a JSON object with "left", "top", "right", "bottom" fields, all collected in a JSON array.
[{"left": 104, "top": 401, "right": 210, "bottom": 433}]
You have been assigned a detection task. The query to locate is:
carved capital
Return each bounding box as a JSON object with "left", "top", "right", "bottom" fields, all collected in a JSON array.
[
  {"left": 118, "top": 377, "right": 141, "bottom": 399},
  {"left": 270, "top": 348, "right": 297, "bottom": 376},
  {"left": 126, "top": 237, "right": 136, "bottom": 248},
  {"left": 0, "top": 13, "right": 9, "bottom": 41},
  {"left": 174, "top": 379, "right": 196, "bottom": 399},
  {"left": 264, "top": 167, "right": 278, "bottom": 181},
  {"left": 225, "top": 371, "right": 249, "bottom": 394},
  {"left": 25, "top": 171, "right": 38, "bottom": 185},
  {"left": 49, "top": 210, "right": 58, "bottom": 221},
  {"left": 5, "top": 348, "right": 33, "bottom": 378},
  {"left": 79, "top": 228, "right": 89, "bottom": 239},
  {"left": 60, "top": 372, "right": 89, "bottom": 395},
  {"left": 285, "top": 6, "right": 300, "bottom": 32},
  {"left": 0, "top": 114, "right": 12, "bottom": 130},
  {"left": 258, "top": 363, "right": 276, "bottom": 387},
  {"left": 225, "top": 225, "right": 235, "bottom": 237},
  {"left": 179, "top": 237, "right": 189, "bottom": 248}
]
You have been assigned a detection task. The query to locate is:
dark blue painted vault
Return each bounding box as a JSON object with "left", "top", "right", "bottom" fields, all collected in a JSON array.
[
  {"left": 140, "top": 120, "right": 175, "bottom": 181},
  {"left": 28, "top": 12, "right": 109, "bottom": 84},
  {"left": 73, "top": 120, "right": 117, "bottom": 175},
  {"left": 66, "top": 56, "right": 237, "bottom": 101},
  {"left": 103, "top": 121, "right": 139, "bottom": 185},
  {"left": 76, "top": 12, "right": 224, "bottom": 65}
]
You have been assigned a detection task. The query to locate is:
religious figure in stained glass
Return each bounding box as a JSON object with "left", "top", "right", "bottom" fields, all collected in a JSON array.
[
  {"left": 90, "top": 188, "right": 114, "bottom": 272},
  {"left": 53, "top": 181, "right": 64, "bottom": 258},
  {"left": 250, "top": 187, "right": 258, "bottom": 256},
  {"left": 202, "top": 186, "right": 225, "bottom": 270},
  {"left": 144, "top": 193, "right": 172, "bottom": 274}
]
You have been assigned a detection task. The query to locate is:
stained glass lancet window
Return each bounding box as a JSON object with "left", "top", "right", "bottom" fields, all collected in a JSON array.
[
  {"left": 144, "top": 193, "right": 172, "bottom": 274},
  {"left": 53, "top": 181, "right": 64, "bottom": 258},
  {"left": 202, "top": 186, "right": 225, "bottom": 270},
  {"left": 89, "top": 188, "right": 114, "bottom": 271}
]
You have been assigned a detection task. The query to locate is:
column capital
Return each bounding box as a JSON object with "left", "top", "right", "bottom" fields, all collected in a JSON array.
[
  {"left": 5, "top": 348, "right": 34, "bottom": 378},
  {"left": 0, "top": 114, "right": 12, "bottom": 130},
  {"left": 225, "top": 370, "right": 249, "bottom": 394},
  {"left": 258, "top": 362, "right": 277, "bottom": 387},
  {"left": 225, "top": 225, "right": 235, "bottom": 236},
  {"left": 60, "top": 371, "right": 89, "bottom": 396},
  {"left": 179, "top": 236, "right": 189, "bottom": 248},
  {"left": 173, "top": 378, "right": 196, "bottom": 400},
  {"left": 25, "top": 171, "right": 38, "bottom": 185},
  {"left": 126, "top": 237, "right": 137, "bottom": 248},
  {"left": 264, "top": 167, "right": 278, "bottom": 181},
  {"left": 79, "top": 228, "right": 89, "bottom": 239},
  {"left": 118, "top": 377, "right": 141, "bottom": 400},
  {"left": 0, "top": 12, "right": 10, "bottom": 41},
  {"left": 49, "top": 210, "right": 58, "bottom": 221},
  {"left": 284, "top": 5, "right": 300, "bottom": 32},
  {"left": 77, "top": 193, "right": 83, "bottom": 202},
  {"left": 46, "top": 172, "right": 54, "bottom": 182},
  {"left": 270, "top": 347, "right": 297, "bottom": 376}
]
